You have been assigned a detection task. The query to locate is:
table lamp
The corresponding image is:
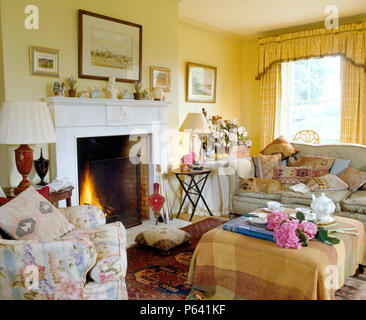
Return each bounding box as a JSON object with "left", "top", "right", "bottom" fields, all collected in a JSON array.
[
  {"left": 179, "top": 112, "right": 210, "bottom": 160},
  {"left": 0, "top": 101, "right": 56, "bottom": 194}
]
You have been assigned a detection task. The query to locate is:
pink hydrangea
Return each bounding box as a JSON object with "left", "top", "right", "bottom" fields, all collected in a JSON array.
[
  {"left": 299, "top": 220, "right": 318, "bottom": 240},
  {"left": 273, "top": 219, "right": 302, "bottom": 249},
  {"left": 266, "top": 210, "right": 288, "bottom": 231},
  {"left": 181, "top": 152, "right": 197, "bottom": 165}
]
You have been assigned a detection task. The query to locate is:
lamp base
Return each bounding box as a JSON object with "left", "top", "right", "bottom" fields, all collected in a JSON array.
[{"left": 14, "top": 144, "right": 33, "bottom": 195}]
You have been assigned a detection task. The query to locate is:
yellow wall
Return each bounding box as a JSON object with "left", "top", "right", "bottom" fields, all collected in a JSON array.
[
  {"left": 0, "top": 0, "right": 180, "bottom": 186},
  {"left": 240, "top": 39, "right": 261, "bottom": 156}
]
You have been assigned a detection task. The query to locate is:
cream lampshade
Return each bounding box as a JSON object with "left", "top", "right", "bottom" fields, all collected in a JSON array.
[
  {"left": 179, "top": 113, "right": 210, "bottom": 157},
  {"left": 0, "top": 101, "right": 56, "bottom": 194}
]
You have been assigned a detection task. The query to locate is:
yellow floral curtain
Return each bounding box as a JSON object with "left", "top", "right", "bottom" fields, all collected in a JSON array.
[
  {"left": 260, "top": 64, "right": 282, "bottom": 149},
  {"left": 258, "top": 21, "right": 366, "bottom": 148}
]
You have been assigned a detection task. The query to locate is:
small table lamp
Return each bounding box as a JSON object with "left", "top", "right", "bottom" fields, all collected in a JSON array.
[
  {"left": 0, "top": 101, "right": 56, "bottom": 194},
  {"left": 179, "top": 112, "right": 210, "bottom": 159}
]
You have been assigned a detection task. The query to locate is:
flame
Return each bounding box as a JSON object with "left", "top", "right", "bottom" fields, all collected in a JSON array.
[{"left": 80, "top": 165, "right": 107, "bottom": 217}]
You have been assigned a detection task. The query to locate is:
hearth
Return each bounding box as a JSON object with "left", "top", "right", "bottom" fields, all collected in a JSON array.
[{"left": 77, "top": 135, "right": 146, "bottom": 228}]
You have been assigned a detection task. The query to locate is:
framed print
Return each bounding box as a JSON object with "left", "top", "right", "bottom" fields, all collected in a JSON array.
[
  {"left": 186, "top": 62, "right": 217, "bottom": 103},
  {"left": 78, "top": 10, "right": 142, "bottom": 83},
  {"left": 30, "top": 46, "right": 60, "bottom": 77},
  {"left": 150, "top": 66, "right": 171, "bottom": 92}
]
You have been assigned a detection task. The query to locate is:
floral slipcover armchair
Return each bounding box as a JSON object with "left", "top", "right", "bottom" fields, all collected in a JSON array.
[{"left": 0, "top": 205, "right": 128, "bottom": 300}]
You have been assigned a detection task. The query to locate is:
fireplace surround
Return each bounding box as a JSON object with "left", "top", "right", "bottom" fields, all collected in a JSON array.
[{"left": 45, "top": 97, "right": 169, "bottom": 221}]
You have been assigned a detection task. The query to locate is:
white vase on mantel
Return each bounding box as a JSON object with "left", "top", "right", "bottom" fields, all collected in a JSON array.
[{"left": 105, "top": 76, "right": 119, "bottom": 99}]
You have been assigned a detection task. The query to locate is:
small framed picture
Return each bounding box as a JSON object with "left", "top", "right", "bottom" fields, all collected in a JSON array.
[
  {"left": 186, "top": 62, "right": 217, "bottom": 103},
  {"left": 150, "top": 66, "right": 171, "bottom": 92},
  {"left": 29, "top": 45, "right": 60, "bottom": 77}
]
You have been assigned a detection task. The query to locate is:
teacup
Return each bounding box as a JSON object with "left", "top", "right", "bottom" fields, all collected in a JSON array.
[
  {"left": 295, "top": 207, "right": 311, "bottom": 215},
  {"left": 267, "top": 201, "right": 282, "bottom": 212}
]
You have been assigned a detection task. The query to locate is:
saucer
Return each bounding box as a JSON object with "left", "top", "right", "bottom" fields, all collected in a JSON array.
[
  {"left": 263, "top": 207, "right": 283, "bottom": 213},
  {"left": 290, "top": 212, "right": 317, "bottom": 221},
  {"left": 248, "top": 213, "right": 268, "bottom": 226}
]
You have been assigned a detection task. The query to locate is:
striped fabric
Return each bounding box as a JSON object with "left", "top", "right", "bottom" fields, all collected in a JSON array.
[
  {"left": 187, "top": 208, "right": 366, "bottom": 300},
  {"left": 252, "top": 154, "right": 282, "bottom": 179}
]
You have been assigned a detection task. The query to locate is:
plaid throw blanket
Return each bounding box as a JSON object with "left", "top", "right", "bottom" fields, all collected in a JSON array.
[{"left": 187, "top": 213, "right": 366, "bottom": 300}]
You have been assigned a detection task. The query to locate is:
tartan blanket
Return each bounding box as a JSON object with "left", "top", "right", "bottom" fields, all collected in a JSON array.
[{"left": 187, "top": 213, "right": 366, "bottom": 300}]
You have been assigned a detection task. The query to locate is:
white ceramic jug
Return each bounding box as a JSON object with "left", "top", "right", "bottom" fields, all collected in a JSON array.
[{"left": 310, "top": 193, "right": 336, "bottom": 224}]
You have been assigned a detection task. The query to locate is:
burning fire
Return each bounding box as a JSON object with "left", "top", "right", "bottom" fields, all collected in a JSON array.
[{"left": 80, "top": 165, "right": 107, "bottom": 217}]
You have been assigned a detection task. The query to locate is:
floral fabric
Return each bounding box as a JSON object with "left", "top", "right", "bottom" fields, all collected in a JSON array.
[
  {"left": 0, "top": 186, "right": 74, "bottom": 241},
  {"left": 62, "top": 221, "right": 127, "bottom": 284},
  {"left": 288, "top": 155, "right": 336, "bottom": 177},
  {"left": 58, "top": 205, "right": 106, "bottom": 229}
]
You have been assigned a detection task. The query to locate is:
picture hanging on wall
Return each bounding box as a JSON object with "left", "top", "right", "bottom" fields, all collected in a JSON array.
[
  {"left": 186, "top": 62, "right": 217, "bottom": 103},
  {"left": 150, "top": 66, "right": 171, "bottom": 92},
  {"left": 78, "top": 9, "right": 142, "bottom": 83},
  {"left": 29, "top": 46, "right": 60, "bottom": 77}
]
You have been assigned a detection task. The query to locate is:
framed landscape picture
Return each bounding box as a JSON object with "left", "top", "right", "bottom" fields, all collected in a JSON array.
[
  {"left": 150, "top": 66, "right": 171, "bottom": 92},
  {"left": 30, "top": 46, "right": 60, "bottom": 77},
  {"left": 78, "top": 10, "right": 142, "bottom": 83},
  {"left": 186, "top": 62, "right": 217, "bottom": 103}
]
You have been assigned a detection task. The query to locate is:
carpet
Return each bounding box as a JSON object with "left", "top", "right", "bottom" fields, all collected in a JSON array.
[
  {"left": 126, "top": 217, "right": 227, "bottom": 300},
  {"left": 126, "top": 217, "right": 366, "bottom": 300}
]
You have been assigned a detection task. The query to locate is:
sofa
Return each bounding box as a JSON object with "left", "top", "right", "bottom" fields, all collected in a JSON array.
[
  {"left": 232, "top": 143, "right": 366, "bottom": 230},
  {"left": 0, "top": 205, "right": 128, "bottom": 300}
]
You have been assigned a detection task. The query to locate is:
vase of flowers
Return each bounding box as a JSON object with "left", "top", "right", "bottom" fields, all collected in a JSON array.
[{"left": 205, "top": 114, "right": 252, "bottom": 158}]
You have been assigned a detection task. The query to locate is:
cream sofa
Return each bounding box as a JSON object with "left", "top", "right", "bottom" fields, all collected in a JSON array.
[{"left": 232, "top": 143, "right": 366, "bottom": 230}]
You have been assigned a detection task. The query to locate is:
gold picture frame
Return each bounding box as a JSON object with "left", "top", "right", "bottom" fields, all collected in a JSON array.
[
  {"left": 30, "top": 45, "right": 60, "bottom": 77},
  {"left": 186, "top": 62, "right": 217, "bottom": 103},
  {"left": 150, "top": 66, "right": 171, "bottom": 92}
]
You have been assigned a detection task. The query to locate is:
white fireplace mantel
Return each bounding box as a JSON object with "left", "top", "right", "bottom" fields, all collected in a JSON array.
[{"left": 44, "top": 97, "right": 170, "bottom": 212}]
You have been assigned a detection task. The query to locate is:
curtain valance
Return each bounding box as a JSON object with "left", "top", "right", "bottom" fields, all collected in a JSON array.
[{"left": 256, "top": 22, "right": 366, "bottom": 80}]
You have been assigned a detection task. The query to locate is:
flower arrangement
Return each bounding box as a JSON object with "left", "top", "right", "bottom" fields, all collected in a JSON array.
[
  {"left": 267, "top": 211, "right": 339, "bottom": 249},
  {"left": 66, "top": 75, "right": 78, "bottom": 90},
  {"left": 205, "top": 115, "right": 252, "bottom": 149},
  {"left": 181, "top": 152, "right": 197, "bottom": 166}
]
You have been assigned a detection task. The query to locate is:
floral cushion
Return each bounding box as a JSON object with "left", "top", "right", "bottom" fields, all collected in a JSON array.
[
  {"left": 274, "top": 166, "right": 313, "bottom": 184},
  {"left": 252, "top": 154, "right": 282, "bottom": 179},
  {"left": 339, "top": 167, "right": 366, "bottom": 192},
  {"left": 260, "top": 136, "right": 298, "bottom": 159},
  {"left": 58, "top": 205, "right": 106, "bottom": 229},
  {"left": 306, "top": 174, "right": 349, "bottom": 191},
  {"left": 135, "top": 226, "right": 191, "bottom": 252},
  {"left": 0, "top": 186, "right": 74, "bottom": 241},
  {"left": 288, "top": 155, "right": 336, "bottom": 177},
  {"left": 62, "top": 221, "right": 127, "bottom": 284}
]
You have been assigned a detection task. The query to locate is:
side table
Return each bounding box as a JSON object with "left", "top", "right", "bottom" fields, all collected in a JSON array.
[
  {"left": 3, "top": 186, "right": 74, "bottom": 208},
  {"left": 173, "top": 168, "right": 213, "bottom": 222}
]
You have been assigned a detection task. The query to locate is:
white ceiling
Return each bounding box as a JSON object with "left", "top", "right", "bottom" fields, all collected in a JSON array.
[{"left": 178, "top": 0, "right": 366, "bottom": 36}]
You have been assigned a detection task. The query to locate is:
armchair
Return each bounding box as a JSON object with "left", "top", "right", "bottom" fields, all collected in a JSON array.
[{"left": 0, "top": 205, "right": 128, "bottom": 300}]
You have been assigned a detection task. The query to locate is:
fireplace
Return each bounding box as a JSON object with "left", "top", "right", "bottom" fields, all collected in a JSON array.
[
  {"left": 45, "top": 97, "right": 169, "bottom": 223},
  {"left": 77, "top": 135, "right": 147, "bottom": 228}
]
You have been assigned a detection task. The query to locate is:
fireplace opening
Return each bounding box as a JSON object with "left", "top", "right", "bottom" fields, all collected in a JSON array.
[{"left": 77, "top": 135, "right": 148, "bottom": 228}]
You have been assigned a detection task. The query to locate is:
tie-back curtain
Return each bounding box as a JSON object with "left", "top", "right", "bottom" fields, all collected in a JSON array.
[
  {"left": 256, "top": 22, "right": 366, "bottom": 80},
  {"left": 258, "top": 21, "right": 366, "bottom": 148}
]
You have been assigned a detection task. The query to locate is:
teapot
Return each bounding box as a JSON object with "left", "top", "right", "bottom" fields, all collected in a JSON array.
[{"left": 311, "top": 193, "right": 336, "bottom": 224}]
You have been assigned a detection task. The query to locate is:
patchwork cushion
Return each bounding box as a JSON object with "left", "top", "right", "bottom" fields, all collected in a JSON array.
[
  {"left": 252, "top": 154, "right": 282, "bottom": 179},
  {"left": 306, "top": 174, "right": 349, "bottom": 191},
  {"left": 339, "top": 167, "right": 366, "bottom": 192},
  {"left": 330, "top": 159, "right": 351, "bottom": 176},
  {"left": 0, "top": 186, "right": 50, "bottom": 207},
  {"left": 288, "top": 155, "right": 336, "bottom": 177},
  {"left": 341, "top": 191, "right": 366, "bottom": 214},
  {"left": 260, "top": 136, "right": 298, "bottom": 159},
  {"left": 62, "top": 221, "right": 127, "bottom": 284},
  {"left": 135, "top": 226, "right": 191, "bottom": 252},
  {"left": 274, "top": 166, "right": 313, "bottom": 184},
  {"left": 281, "top": 190, "right": 351, "bottom": 212},
  {"left": 0, "top": 186, "right": 74, "bottom": 240}
]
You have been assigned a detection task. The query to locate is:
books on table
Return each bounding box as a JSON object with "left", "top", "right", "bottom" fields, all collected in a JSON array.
[{"left": 223, "top": 215, "right": 274, "bottom": 242}]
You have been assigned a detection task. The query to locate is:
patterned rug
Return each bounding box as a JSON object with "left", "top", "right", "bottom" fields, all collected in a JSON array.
[
  {"left": 126, "top": 217, "right": 227, "bottom": 300},
  {"left": 126, "top": 217, "right": 366, "bottom": 300}
]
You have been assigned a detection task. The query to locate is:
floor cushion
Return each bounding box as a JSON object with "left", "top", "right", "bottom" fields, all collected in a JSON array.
[
  {"left": 281, "top": 190, "right": 351, "bottom": 212},
  {"left": 341, "top": 191, "right": 366, "bottom": 215},
  {"left": 135, "top": 226, "right": 191, "bottom": 253}
]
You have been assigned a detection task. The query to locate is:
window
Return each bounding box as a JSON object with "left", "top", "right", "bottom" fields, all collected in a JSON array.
[{"left": 279, "top": 56, "right": 341, "bottom": 144}]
